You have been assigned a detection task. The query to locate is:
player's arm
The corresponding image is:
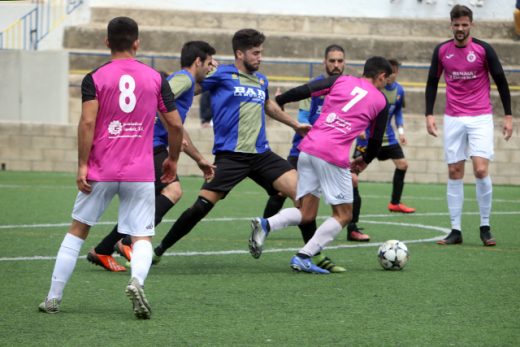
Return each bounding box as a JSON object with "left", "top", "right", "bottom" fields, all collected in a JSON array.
[
  {"left": 395, "top": 87, "right": 406, "bottom": 144},
  {"left": 275, "top": 75, "right": 341, "bottom": 107},
  {"left": 76, "top": 73, "right": 99, "bottom": 194},
  {"left": 169, "top": 73, "right": 192, "bottom": 99},
  {"left": 181, "top": 128, "right": 215, "bottom": 181},
  {"left": 265, "top": 99, "right": 310, "bottom": 137},
  {"left": 425, "top": 44, "right": 442, "bottom": 137},
  {"left": 483, "top": 41, "right": 513, "bottom": 140}
]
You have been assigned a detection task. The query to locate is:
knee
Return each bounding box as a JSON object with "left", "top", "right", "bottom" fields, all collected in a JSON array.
[
  {"left": 474, "top": 167, "right": 488, "bottom": 179},
  {"left": 448, "top": 166, "right": 464, "bottom": 179},
  {"left": 163, "top": 184, "right": 183, "bottom": 203}
]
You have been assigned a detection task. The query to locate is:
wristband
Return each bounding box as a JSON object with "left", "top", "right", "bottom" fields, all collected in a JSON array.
[{"left": 397, "top": 127, "right": 404, "bottom": 135}]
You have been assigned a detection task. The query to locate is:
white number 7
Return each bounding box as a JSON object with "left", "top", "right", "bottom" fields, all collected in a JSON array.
[{"left": 341, "top": 86, "right": 368, "bottom": 112}]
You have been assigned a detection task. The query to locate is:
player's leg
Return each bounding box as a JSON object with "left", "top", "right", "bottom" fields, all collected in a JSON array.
[
  {"left": 40, "top": 182, "right": 116, "bottom": 313},
  {"left": 153, "top": 152, "right": 245, "bottom": 260},
  {"left": 468, "top": 114, "right": 495, "bottom": 246},
  {"left": 262, "top": 156, "right": 296, "bottom": 219},
  {"left": 346, "top": 172, "right": 370, "bottom": 242},
  {"left": 119, "top": 182, "right": 155, "bottom": 319},
  {"left": 437, "top": 115, "right": 467, "bottom": 245}
]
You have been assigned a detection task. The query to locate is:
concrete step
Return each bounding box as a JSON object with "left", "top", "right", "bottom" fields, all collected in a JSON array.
[
  {"left": 89, "top": 7, "right": 517, "bottom": 40},
  {"left": 63, "top": 25, "right": 520, "bottom": 66}
]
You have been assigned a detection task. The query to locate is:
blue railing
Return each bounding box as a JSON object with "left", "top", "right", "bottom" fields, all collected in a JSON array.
[{"left": 1, "top": 0, "right": 83, "bottom": 50}]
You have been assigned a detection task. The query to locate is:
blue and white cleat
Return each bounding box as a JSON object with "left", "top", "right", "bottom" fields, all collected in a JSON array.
[
  {"left": 290, "top": 255, "right": 330, "bottom": 274},
  {"left": 249, "top": 217, "right": 269, "bottom": 259}
]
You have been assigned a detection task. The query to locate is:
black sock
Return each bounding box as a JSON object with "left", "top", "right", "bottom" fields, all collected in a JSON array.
[
  {"left": 298, "top": 220, "right": 317, "bottom": 244},
  {"left": 296, "top": 252, "right": 310, "bottom": 259},
  {"left": 391, "top": 169, "right": 406, "bottom": 204},
  {"left": 155, "top": 194, "right": 175, "bottom": 226},
  {"left": 352, "top": 186, "right": 361, "bottom": 224},
  {"left": 347, "top": 222, "right": 358, "bottom": 232},
  {"left": 122, "top": 235, "right": 132, "bottom": 246},
  {"left": 156, "top": 196, "right": 214, "bottom": 256},
  {"left": 94, "top": 225, "right": 126, "bottom": 255},
  {"left": 263, "top": 194, "right": 286, "bottom": 218}
]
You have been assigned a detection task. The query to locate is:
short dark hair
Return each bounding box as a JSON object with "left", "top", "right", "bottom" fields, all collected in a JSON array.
[
  {"left": 450, "top": 4, "right": 473, "bottom": 22},
  {"left": 107, "top": 17, "right": 138, "bottom": 52},
  {"left": 362, "top": 56, "right": 393, "bottom": 79},
  {"left": 232, "top": 29, "right": 265, "bottom": 57},
  {"left": 387, "top": 58, "right": 401, "bottom": 69},
  {"left": 324, "top": 44, "right": 344, "bottom": 58},
  {"left": 180, "top": 41, "right": 216, "bottom": 68}
]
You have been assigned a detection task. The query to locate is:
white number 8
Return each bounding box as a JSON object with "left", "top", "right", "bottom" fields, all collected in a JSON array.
[{"left": 119, "top": 75, "right": 136, "bottom": 113}]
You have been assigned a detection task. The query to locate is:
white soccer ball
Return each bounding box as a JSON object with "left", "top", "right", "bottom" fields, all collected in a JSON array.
[{"left": 377, "top": 240, "right": 409, "bottom": 270}]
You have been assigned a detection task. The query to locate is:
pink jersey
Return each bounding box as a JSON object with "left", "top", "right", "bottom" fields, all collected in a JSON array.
[
  {"left": 435, "top": 38, "right": 492, "bottom": 116},
  {"left": 81, "top": 58, "right": 176, "bottom": 181},
  {"left": 299, "top": 75, "right": 387, "bottom": 168}
]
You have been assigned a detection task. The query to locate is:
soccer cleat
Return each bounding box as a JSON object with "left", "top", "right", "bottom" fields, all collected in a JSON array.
[
  {"left": 115, "top": 239, "right": 133, "bottom": 262},
  {"left": 290, "top": 255, "right": 330, "bottom": 274},
  {"left": 38, "top": 298, "right": 61, "bottom": 314},
  {"left": 151, "top": 252, "right": 162, "bottom": 265},
  {"left": 480, "top": 226, "right": 496, "bottom": 247},
  {"left": 347, "top": 229, "right": 370, "bottom": 242},
  {"left": 437, "top": 229, "right": 463, "bottom": 245},
  {"left": 125, "top": 277, "right": 152, "bottom": 320},
  {"left": 388, "top": 202, "right": 416, "bottom": 213},
  {"left": 313, "top": 254, "right": 346, "bottom": 273},
  {"left": 249, "top": 217, "right": 269, "bottom": 259},
  {"left": 87, "top": 249, "right": 126, "bottom": 272}
]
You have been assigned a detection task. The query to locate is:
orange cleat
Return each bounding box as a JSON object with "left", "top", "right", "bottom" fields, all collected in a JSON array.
[
  {"left": 87, "top": 249, "right": 126, "bottom": 272},
  {"left": 388, "top": 202, "right": 416, "bottom": 213},
  {"left": 347, "top": 230, "right": 370, "bottom": 242},
  {"left": 115, "top": 239, "right": 133, "bottom": 262}
]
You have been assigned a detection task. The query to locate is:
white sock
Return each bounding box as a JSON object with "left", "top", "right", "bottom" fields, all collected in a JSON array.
[
  {"left": 48, "top": 233, "right": 84, "bottom": 300},
  {"left": 267, "top": 207, "right": 302, "bottom": 232},
  {"left": 299, "top": 217, "right": 342, "bottom": 257},
  {"left": 131, "top": 240, "right": 153, "bottom": 286},
  {"left": 447, "top": 179, "right": 464, "bottom": 231},
  {"left": 475, "top": 176, "right": 492, "bottom": 227}
]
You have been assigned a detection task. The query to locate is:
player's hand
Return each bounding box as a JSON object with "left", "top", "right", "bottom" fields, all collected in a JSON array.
[
  {"left": 503, "top": 115, "right": 513, "bottom": 141},
  {"left": 161, "top": 158, "right": 178, "bottom": 184},
  {"left": 295, "top": 123, "right": 312, "bottom": 137},
  {"left": 399, "top": 134, "right": 407, "bottom": 145},
  {"left": 358, "top": 132, "right": 367, "bottom": 140},
  {"left": 181, "top": 138, "right": 189, "bottom": 152},
  {"left": 76, "top": 164, "right": 92, "bottom": 194},
  {"left": 426, "top": 115, "right": 438, "bottom": 137},
  {"left": 196, "top": 158, "right": 216, "bottom": 182},
  {"left": 350, "top": 156, "right": 368, "bottom": 175},
  {"left": 275, "top": 87, "right": 282, "bottom": 97}
]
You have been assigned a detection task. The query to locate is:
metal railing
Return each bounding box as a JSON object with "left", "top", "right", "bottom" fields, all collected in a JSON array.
[{"left": 0, "top": 0, "right": 83, "bottom": 50}]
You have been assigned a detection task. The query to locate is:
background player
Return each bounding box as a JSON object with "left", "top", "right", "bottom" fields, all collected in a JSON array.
[
  {"left": 425, "top": 5, "right": 513, "bottom": 246},
  {"left": 86, "top": 41, "right": 217, "bottom": 271},
  {"left": 249, "top": 56, "right": 391, "bottom": 273},
  {"left": 38, "top": 17, "right": 183, "bottom": 319},
  {"left": 347, "top": 58, "right": 416, "bottom": 240}
]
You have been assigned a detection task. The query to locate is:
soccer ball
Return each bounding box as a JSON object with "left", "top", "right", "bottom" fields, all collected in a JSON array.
[{"left": 377, "top": 240, "right": 409, "bottom": 270}]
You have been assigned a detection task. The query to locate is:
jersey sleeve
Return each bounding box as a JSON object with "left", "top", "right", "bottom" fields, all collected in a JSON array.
[
  {"left": 81, "top": 73, "right": 96, "bottom": 103},
  {"left": 394, "top": 85, "right": 405, "bottom": 127},
  {"left": 479, "top": 40, "right": 512, "bottom": 115},
  {"left": 425, "top": 43, "right": 443, "bottom": 115},
  {"left": 200, "top": 67, "right": 220, "bottom": 92},
  {"left": 275, "top": 75, "right": 340, "bottom": 106},
  {"left": 168, "top": 73, "right": 193, "bottom": 98},
  {"left": 158, "top": 74, "right": 177, "bottom": 113},
  {"left": 364, "top": 100, "right": 389, "bottom": 164}
]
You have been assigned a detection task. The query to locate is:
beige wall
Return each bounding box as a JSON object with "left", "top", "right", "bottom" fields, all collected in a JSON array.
[{"left": 1, "top": 115, "right": 519, "bottom": 185}]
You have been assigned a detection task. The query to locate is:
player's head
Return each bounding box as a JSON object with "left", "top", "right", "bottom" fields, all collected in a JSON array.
[
  {"left": 232, "top": 28, "right": 265, "bottom": 73},
  {"left": 386, "top": 58, "right": 400, "bottom": 85},
  {"left": 106, "top": 17, "right": 139, "bottom": 53},
  {"left": 362, "top": 56, "right": 392, "bottom": 90},
  {"left": 323, "top": 44, "right": 345, "bottom": 76},
  {"left": 450, "top": 5, "right": 473, "bottom": 45},
  {"left": 181, "top": 41, "right": 217, "bottom": 82}
]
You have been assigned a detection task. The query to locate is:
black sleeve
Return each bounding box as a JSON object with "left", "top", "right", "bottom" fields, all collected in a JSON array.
[
  {"left": 476, "top": 39, "right": 512, "bottom": 115},
  {"left": 81, "top": 73, "right": 96, "bottom": 103},
  {"left": 275, "top": 75, "right": 341, "bottom": 107},
  {"left": 363, "top": 102, "right": 389, "bottom": 164},
  {"left": 160, "top": 74, "right": 177, "bottom": 113},
  {"left": 425, "top": 44, "right": 442, "bottom": 116}
]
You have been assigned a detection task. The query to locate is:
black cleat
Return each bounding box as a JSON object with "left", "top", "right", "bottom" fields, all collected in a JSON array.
[
  {"left": 437, "top": 229, "right": 463, "bottom": 245},
  {"left": 480, "top": 226, "right": 496, "bottom": 247}
]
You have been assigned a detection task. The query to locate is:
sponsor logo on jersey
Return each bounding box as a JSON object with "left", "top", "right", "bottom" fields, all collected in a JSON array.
[
  {"left": 324, "top": 112, "right": 352, "bottom": 134},
  {"left": 445, "top": 54, "right": 454, "bottom": 59},
  {"left": 233, "top": 86, "right": 266, "bottom": 102},
  {"left": 108, "top": 120, "right": 123, "bottom": 136},
  {"left": 108, "top": 120, "right": 144, "bottom": 139}
]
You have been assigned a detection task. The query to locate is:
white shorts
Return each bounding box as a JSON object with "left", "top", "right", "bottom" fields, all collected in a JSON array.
[
  {"left": 296, "top": 152, "right": 353, "bottom": 205},
  {"left": 72, "top": 181, "right": 155, "bottom": 237},
  {"left": 443, "top": 114, "right": 494, "bottom": 164}
]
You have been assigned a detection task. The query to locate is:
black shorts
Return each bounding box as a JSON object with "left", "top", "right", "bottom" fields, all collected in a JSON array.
[
  {"left": 353, "top": 143, "right": 404, "bottom": 161},
  {"left": 202, "top": 151, "right": 294, "bottom": 199},
  {"left": 287, "top": 155, "right": 298, "bottom": 169},
  {"left": 153, "top": 146, "right": 179, "bottom": 195}
]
